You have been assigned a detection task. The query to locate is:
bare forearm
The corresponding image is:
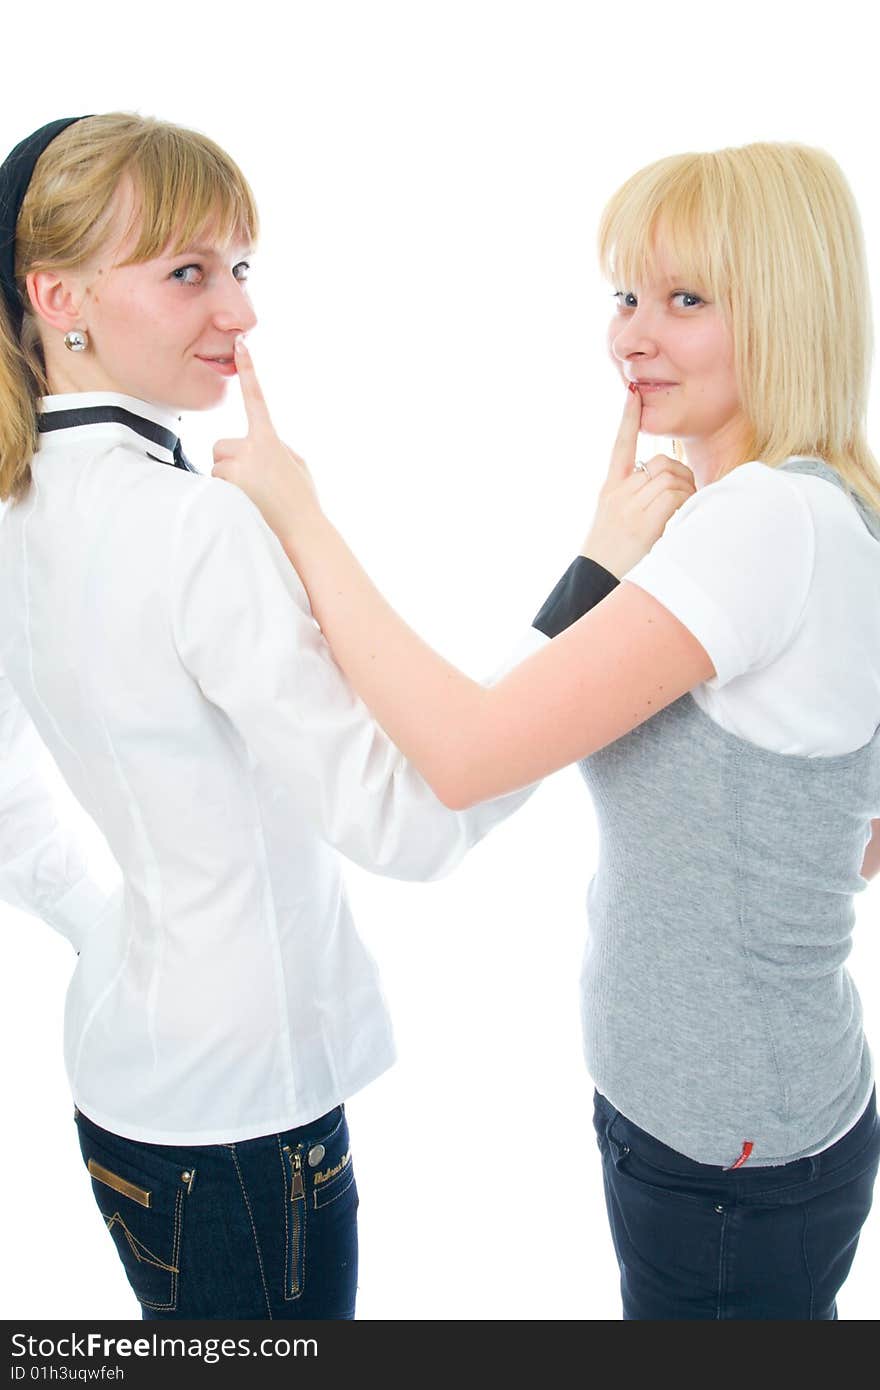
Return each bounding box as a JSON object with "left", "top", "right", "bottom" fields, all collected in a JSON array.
[
  {"left": 861, "top": 821, "right": 880, "bottom": 881},
  {"left": 278, "top": 510, "right": 488, "bottom": 806}
]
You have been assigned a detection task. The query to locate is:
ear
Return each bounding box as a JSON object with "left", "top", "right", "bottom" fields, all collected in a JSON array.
[{"left": 25, "top": 267, "right": 89, "bottom": 334}]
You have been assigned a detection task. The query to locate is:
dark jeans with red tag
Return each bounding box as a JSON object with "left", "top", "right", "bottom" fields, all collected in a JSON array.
[
  {"left": 74, "top": 1103, "right": 358, "bottom": 1319},
  {"left": 593, "top": 1088, "right": 880, "bottom": 1319}
]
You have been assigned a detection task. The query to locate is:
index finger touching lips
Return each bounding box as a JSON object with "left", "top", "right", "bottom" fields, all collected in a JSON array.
[
  {"left": 609, "top": 380, "right": 642, "bottom": 480},
  {"left": 234, "top": 334, "right": 273, "bottom": 433}
]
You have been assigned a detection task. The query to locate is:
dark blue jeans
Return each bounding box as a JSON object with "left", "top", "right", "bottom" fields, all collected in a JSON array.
[
  {"left": 74, "top": 1103, "right": 358, "bottom": 1319},
  {"left": 593, "top": 1088, "right": 880, "bottom": 1319}
]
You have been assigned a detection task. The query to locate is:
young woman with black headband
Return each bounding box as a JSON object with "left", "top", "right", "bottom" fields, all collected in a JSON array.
[{"left": 0, "top": 113, "right": 691, "bottom": 1319}]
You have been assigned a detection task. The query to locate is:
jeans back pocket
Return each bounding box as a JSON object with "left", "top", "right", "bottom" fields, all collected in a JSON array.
[{"left": 76, "top": 1112, "right": 193, "bottom": 1313}]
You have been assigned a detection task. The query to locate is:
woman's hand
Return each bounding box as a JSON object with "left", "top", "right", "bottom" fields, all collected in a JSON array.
[
  {"left": 211, "top": 336, "right": 320, "bottom": 538},
  {"left": 581, "top": 383, "right": 696, "bottom": 579}
]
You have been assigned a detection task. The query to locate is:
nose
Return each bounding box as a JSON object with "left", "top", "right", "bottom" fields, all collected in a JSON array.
[
  {"left": 608, "top": 302, "right": 660, "bottom": 369},
  {"left": 210, "top": 273, "right": 258, "bottom": 335}
]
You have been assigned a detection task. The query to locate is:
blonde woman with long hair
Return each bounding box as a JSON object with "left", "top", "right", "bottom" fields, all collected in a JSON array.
[
  {"left": 217, "top": 143, "right": 880, "bottom": 1319},
  {"left": 0, "top": 113, "right": 689, "bottom": 1318}
]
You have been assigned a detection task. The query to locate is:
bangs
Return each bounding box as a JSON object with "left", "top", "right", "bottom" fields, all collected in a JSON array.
[
  {"left": 597, "top": 152, "right": 730, "bottom": 301},
  {"left": 113, "top": 128, "right": 259, "bottom": 265}
]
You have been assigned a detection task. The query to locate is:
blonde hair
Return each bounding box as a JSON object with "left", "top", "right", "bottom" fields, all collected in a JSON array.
[
  {"left": 598, "top": 142, "right": 880, "bottom": 515},
  {"left": 0, "top": 112, "right": 259, "bottom": 504}
]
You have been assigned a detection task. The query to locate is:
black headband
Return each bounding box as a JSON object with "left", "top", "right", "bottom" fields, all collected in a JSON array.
[{"left": 0, "top": 115, "right": 93, "bottom": 337}]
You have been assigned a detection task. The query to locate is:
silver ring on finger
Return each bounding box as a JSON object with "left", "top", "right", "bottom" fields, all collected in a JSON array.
[{"left": 633, "top": 458, "right": 652, "bottom": 479}]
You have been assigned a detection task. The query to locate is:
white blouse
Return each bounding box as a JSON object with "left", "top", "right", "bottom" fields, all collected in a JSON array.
[{"left": 0, "top": 391, "right": 542, "bottom": 1145}]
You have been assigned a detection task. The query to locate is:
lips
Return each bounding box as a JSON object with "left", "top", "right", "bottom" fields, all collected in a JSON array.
[
  {"left": 197, "top": 355, "right": 238, "bottom": 377},
  {"left": 632, "top": 381, "right": 679, "bottom": 398}
]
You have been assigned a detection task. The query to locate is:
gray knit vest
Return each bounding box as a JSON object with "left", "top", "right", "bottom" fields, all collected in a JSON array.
[{"left": 578, "top": 458, "right": 880, "bottom": 1166}]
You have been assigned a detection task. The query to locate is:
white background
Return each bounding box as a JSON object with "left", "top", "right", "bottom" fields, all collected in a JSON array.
[{"left": 2, "top": 0, "right": 879, "bottom": 1321}]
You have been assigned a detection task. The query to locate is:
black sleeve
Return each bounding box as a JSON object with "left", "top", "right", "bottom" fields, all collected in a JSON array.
[{"left": 532, "top": 556, "right": 620, "bottom": 638}]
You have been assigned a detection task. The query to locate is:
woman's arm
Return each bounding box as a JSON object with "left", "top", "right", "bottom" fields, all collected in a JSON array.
[
  {"left": 266, "top": 511, "right": 714, "bottom": 807},
  {"left": 861, "top": 819, "right": 880, "bottom": 881},
  {"left": 532, "top": 555, "right": 620, "bottom": 637},
  {"left": 0, "top": 667, "right": 113, "bottom": 951},
  {"left": 214, "top": 338, "right": 707, "bottom": 809}
]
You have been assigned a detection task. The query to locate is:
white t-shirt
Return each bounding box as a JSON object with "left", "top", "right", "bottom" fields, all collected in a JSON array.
[{"left": 624, "top": 459, "right": 880, "bottom": 756}]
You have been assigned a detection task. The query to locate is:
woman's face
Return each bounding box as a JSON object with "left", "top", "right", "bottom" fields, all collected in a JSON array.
[
  {"left": 34, "top": 178, "right": 257, "bottom": 410},
  {"left": 606, "top": 241, "right": 747, "bottom": 448}
]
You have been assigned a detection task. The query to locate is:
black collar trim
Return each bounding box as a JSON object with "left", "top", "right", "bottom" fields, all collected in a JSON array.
[{"left": 37, "top": 404, "right": 195, "bottom": 471}]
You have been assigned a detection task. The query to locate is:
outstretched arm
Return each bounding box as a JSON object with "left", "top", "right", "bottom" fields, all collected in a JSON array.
[
  {"left": 258, "top": 514, "right": 713, "bottom": 807},
  {"left": 214, "top": 338, "right": 709, "bottom": 810}
]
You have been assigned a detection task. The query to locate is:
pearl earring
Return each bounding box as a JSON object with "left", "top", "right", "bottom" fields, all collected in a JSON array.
[{"left": 64, "top": 329, "right": 88, "bottom": 352}]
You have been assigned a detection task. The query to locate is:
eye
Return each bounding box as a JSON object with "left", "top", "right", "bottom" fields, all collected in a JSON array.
[
  {"left": 171, "top": 261, "right": 251, "bottom": 286},
  {"left": 171, "top": 263, "right": 203, "bottom": 285},
  {"left": 671, "top": 291, "right": 703, "bottom": 308},
  {"left": 611, "top": 290, "right": 638, "bottom": 308}
]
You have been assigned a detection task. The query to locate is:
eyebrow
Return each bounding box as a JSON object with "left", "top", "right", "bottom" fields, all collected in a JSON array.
[
  {"left": 169, "top": 245, "right": 255, "bottom": 260},
  {"left": 619, "top": 274, "right": 699, "bottom": 289}
]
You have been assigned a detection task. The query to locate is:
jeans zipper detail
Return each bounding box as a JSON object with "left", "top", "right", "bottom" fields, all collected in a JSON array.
[{"left": 283, "top": 1144, "right": 306, "bottom": 1296}]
